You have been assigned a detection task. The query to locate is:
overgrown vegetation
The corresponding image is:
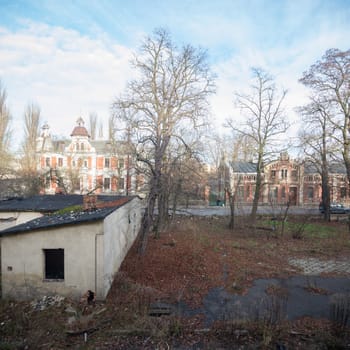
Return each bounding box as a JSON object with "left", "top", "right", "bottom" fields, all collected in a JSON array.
[{"left": 0, "top": 215, "right": 349, "bottom": 349}]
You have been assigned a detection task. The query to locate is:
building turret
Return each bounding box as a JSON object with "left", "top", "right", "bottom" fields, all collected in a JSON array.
[
  {"left": 71, "top": 117, "right": 90, "bottom": 138},
  {"left": 36, "top": 122, "right": 53, "bottom": 152}
]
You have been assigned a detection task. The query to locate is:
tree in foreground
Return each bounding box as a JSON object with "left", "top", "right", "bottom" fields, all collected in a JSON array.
[
  {"left": 226, "top": 68, "right": 288, "bottom": 223},
  {"left": 112, "top": 28, "right": 215, "bottom": 253},
  {"left": 297, "top": 95, "right": 335, "bottom": 221},
  {"left": 299, "top": 49, "right": 350, "bottom": 202}
]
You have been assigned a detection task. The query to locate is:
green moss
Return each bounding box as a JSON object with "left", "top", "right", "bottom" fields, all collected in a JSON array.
[{"left": 53, "top": 205, "right": 83, "bottom": 215}]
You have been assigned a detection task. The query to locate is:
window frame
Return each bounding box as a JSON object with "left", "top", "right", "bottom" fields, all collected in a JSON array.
[{"left": 43, "top": 248, "right": 64, "bottom": 281}]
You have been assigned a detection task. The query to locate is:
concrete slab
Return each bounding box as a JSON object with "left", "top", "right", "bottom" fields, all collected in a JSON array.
[{"left": 288, "top": 257, "right": 350, "bottom": 275}]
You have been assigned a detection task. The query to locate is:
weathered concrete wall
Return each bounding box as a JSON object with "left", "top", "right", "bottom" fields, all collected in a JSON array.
[
  {"left": 102, "top": 197, "right": 143, "bottom": 298},
  {"left": 1, "top": 221, "right": 102, "bottom": 300},
  {"left": 0, "top": 212, "right": 42, "bottom": 231},
  {"left": 1, "top": 197, "right": 143, "bottom": 301}
]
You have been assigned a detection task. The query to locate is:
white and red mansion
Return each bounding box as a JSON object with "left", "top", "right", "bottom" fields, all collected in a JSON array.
[{"left": 36, "top": 117, "right": 142, "bottom": 195}]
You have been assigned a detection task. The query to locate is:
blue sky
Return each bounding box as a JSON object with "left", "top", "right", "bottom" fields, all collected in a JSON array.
[{"left": 0, "top": 0, "right": 349, "bottom": 152}]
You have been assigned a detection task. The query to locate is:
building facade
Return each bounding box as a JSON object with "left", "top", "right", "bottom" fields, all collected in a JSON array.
[
  {"left": 229, "top": 152, "right": 350, "bottom": 207},
  {"left": 36, "top": 118, "right": 142, "bottom": 195}
]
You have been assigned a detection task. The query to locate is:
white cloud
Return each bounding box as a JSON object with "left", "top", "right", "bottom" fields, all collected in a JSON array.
[
  {"left": 1, "top": 1, "right": 349, "bottom": 155},
  {"left": 208, "top": 5, "right": 350, "bottom": 143},
  {"left": 0, "top": 21, "right": 133, "bottom": 151}
]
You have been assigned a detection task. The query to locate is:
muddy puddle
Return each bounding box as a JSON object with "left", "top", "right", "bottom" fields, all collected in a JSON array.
[{"left": 174, "top": 276, "right": 350, "bottom": 326}]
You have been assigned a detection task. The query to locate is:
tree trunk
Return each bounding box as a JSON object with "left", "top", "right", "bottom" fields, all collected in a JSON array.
[
  {"left": 156, "top": 179, "right": 170, "bottom": 238},
  {"left": 138, "top": 186, "right": 157, "bottom": 254},
  {"left": 321, "top": 164, "right": 331, "bottom": 222},
  {"left": 226, "top": 188, "right": 235, "bottom": 230},
  {"left": 251, "top": 160, "right": 263, "bottom": 223}
]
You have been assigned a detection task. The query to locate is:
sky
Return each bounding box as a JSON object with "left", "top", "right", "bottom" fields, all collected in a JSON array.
[{"left": 0, "top": 0, "right": 349, "bottom": 154}]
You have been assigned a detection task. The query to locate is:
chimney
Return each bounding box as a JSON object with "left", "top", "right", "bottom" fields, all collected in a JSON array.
[{"left": 83, "top": 194, "right": 97, "bottom": 210}]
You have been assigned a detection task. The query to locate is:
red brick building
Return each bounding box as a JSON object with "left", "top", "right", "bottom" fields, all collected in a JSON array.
[{"left": 230, "top": 152, "right": 349, "bottom": 206}]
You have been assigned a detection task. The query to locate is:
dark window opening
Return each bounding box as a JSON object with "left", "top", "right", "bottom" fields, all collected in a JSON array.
[
  {"left": 308, "top": 187, "right": 314, "bottom": 199},
  {"left": 44, "top": 249, "right": 64, "bottom": 280},
  {"left": 104, "top": 177, "right": 111, "bottom": 191},
  {"left": 118, "top": 177, "right": 125, "bottom": 190},
  {"left": 281, "top": 186, "right": 286, "bottom": 198},
  {"left": 341, "top": 187, "right": 347, "bottom": 198},
  {"left": 104, "top": 158, "right": 110, "bottom": 168}
]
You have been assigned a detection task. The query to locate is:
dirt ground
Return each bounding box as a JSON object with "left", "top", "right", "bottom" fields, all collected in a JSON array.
[{"left": 1, "top": 214, "right": 350, "bottom": 349}]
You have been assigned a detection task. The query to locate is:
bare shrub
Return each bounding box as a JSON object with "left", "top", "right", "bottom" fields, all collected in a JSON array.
[
  {"left": 291, "top": 216, "right": 309, "bottom": 239},
  {"left": 330, "top": 293, "right": 350, "bottom": 333}
]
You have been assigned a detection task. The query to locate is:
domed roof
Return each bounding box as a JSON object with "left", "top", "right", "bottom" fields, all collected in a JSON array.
[{"left": 71, "top": 117, "right": 90, "bottom": 137}]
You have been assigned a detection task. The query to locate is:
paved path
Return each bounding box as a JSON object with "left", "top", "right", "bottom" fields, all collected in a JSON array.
[
  {"left": 288, "top": 257, "right": 350, "bottom": 275},
  {"left": 175, "top": 205, "right": 320, "bottom": 216}
]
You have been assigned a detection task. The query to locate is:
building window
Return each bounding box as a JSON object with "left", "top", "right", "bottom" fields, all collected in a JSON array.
[
  {"left": 281, "top": 169, "right": 287, "bottom": 179},
  {"left": 44, "top": 249, "right": 64, "bottom": 280},
  {"left": 104, "top": 158, "right": 110, "bottom": 168},
  {"left": 307, "top": 187, "right": 314, "bottom": 200},
  {"left": 119, "top": 159, "right": 124, "bottom": 169},
  {"left": 281, "top": 186, "right": 286, "bottom": 198},
  {"left": 271, "top": 170, "right": 276, "bottom": 178},
  {"left": 81, "top": 143, "right": 84, "bottom": 151},
  {"left": 45, "top": 174, "right": 51, "bottom": 189},
  {"left": 118, "top": 177, "right": 125, "bottom": 190},
  {"left": 84, "top": 160, "right": 88, "bottom": 167},
  {"left": 291, "top": 170, "right": 297, "bottom": 180},
  {"left": 72, "top": 160, "right": 76, "bottom": 167},
  {"left": 58, "top": 158, "right": 63, "bottom": 167},
  {"left": 45, "top": 157, "right": 50, "bottom": 167},
  {"left": 341, "top": 187, "right": 347, "bottom": 198},
  {"left": 274, "top": 187, "right": 278, "bottom": 199},
  {"left": 104, "top": 177, "right": 111, "bottom": 191},
  {"left": 76, "top": 143, "right": 80, "bottom": 151}
]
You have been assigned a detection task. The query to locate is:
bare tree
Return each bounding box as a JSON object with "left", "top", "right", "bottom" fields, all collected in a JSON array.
[
  {"left": 226, "top": 68, "right": 288, "bottom": 223},
  {"left": 89, "top": 112, "right": 98, "bottom": 140},
  {"left": 98, "top": 121, "right": 103, "bottom": 139},
  {"left": 297, "top": 95, "right": 336, "bottom": 221},
  {"left": 112, "top": 28, "right": 215, "bottom": 253},
  {"left": 21, "top": 103, "right": 41, "bottom": 173},
  {"left": 0, "top": 81, "right": 12, "bottom": 178},
  {"left": 19, "top": 103, "right": 41, "bottom": 195},
  {"left": 299, "top": 49, "right": 350, "bottom": 188}
]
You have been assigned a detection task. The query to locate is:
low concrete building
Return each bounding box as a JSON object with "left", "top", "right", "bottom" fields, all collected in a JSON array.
[
  {"left": 0, "top": 194, "right": 127, "bottom": 231},
  {"left": 0, "top": 196, "right": 143, "bottom": 300}
]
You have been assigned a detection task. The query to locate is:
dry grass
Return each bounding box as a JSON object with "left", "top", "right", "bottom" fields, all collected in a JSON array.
[{"left": 0, "top": 214, "right": 349, "bottom": 349}]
